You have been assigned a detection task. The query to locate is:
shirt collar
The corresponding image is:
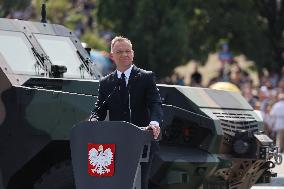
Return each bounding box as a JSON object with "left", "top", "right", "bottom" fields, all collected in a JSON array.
[{"left": 117, "top": 65, "right": 133, "bottom": 79}]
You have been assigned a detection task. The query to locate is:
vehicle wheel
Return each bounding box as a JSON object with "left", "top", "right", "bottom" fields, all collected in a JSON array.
[{"left": 34, "top": 161, "right": 75, "bottom": 189}]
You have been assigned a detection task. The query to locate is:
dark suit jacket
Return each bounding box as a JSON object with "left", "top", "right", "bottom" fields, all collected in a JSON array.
[{"left": 94, "top": 65, "right": 163, "bottom": 127}]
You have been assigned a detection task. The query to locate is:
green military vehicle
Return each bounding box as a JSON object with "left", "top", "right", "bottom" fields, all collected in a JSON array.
[{"left": 0, "top": 16, "right": 282, "bottom": 189}]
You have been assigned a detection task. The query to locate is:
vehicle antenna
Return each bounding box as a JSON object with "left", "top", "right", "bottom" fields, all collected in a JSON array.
[{"left": 41, "top": 0, "right": 47, "bottom": 23}]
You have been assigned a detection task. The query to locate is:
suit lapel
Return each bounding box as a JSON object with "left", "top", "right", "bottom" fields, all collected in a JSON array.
[
  {"left": 108, "top": 71, "right": 120, "bottom": 104},
  {"left": 109, "top": 71, "right": 119, "bottom": 88},
  {"left": 128, "top": 65, "right": 140, "bottom": 93}
]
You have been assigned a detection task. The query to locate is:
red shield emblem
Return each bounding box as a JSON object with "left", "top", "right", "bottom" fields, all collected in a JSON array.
[{"left": 88, "top": 143, "right": 115, "bottom": 176}]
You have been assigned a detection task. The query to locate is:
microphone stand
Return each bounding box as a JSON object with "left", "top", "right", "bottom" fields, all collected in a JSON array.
[{"left": 128, "top": 85, "right": 132, "bottom": 123}]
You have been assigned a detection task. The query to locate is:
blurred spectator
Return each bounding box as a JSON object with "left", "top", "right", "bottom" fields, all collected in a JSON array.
[
  {"left": 270, "top": 92, "right": 284, "bottom": 152},
  {"left": 241, "top": 70, "right": 253, "bottom": 84},
  {"left": 229, "top": 65, "right": 253, "bottom": 88},
  {"left": 258, "top": 86, "right": 270, "bottom": 113},
  {"left": 207, "top": 70, "right": 223, "bottom": 87},
  {"left": 229, "top": 66, "right": 242, "bottom": 87},
  {"left": 262, "top": 102, "right": 274, "bottom": 137},
  {"left": 218, "top": 43, "right": 233, "bottom": 65},
  {"left": 218, "top": 43, "right": 234, "bottom": 81},
  {"left": 90, "top": 50, "right": 114, "bottom": 76},
  {"left": 268, "top": 70, "right": 279, "bottom": 88},
  {"left": 74, "top": 21, "right": 85, "bottom": 37},
  {"left": 3, "top": 5, "right": 34, "bottom": 20},
  {"left": 173, "top": 73, "right": 185, "bottom": 86},
  {"left": 190, "top": 64, "right": 203, "bottom": 87},
  {"left": 241, "top": 82, "right": 258, "bottom": 108},
  {"left": 277, "top": 78, "right": 284, "bottom": 92}
]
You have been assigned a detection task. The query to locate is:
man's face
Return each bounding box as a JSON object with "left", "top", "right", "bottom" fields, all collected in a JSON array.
[{"left": 110, "top": 40, "right": 134, "bottom": 71}]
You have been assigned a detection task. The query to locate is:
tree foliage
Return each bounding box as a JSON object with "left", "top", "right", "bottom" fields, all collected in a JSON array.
[
  {"left": 2, "top": 0, "right": 284, "bottom": 76},
  {"left": 253, "top": 0, "right": 284, "bottom": 70},
  {"left": 188, "top": 0, "right": 284, "bottom": 72},
  {"left": 98, "top": 0, "right": 190, "bottom": 77},
  {"left": 98, "top": 0, "right": 284, "bottom": 76},
  {"left": 81, "top": 31, "right": 108, "bottom": 50}
]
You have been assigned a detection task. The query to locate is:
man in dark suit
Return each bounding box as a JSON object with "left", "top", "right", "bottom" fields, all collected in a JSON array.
[{"left": 90, "top": 36, "right": 163, "bottom": 189}]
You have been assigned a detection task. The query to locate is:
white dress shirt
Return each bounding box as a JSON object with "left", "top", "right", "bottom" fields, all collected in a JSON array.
[{"left": 116, "top": 65, "right": 133, "bottom": 85}]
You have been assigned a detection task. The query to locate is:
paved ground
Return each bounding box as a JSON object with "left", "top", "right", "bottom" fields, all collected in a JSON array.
[{"left": 252, "top": 155, "right": 284, "bottom": 188}]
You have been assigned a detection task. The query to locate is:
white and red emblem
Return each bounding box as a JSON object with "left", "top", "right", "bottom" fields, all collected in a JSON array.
[{"left": 88, "top": 143, "right": 115, "bottom": 176}]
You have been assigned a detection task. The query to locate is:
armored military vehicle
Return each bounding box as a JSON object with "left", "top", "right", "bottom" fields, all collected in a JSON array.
[
  {"left": 0, "top": 17, "right": 101, "bottom": 189},
  {"left": 0, "top": 16, "right": 282, "bottom": 189}
]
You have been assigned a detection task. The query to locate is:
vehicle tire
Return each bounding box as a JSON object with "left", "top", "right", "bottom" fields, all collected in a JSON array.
[{"left": 34, "top": 161, "right": 75, "bottom": 189}]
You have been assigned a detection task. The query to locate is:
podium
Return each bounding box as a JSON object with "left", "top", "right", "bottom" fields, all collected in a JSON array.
[{"left": 70, "top": 121, "right": 153, "bottom": 189}]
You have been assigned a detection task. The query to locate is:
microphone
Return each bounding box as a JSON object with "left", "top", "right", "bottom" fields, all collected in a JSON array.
[{"left": 89, "top": 80, "right": 120, "bottom": 121}]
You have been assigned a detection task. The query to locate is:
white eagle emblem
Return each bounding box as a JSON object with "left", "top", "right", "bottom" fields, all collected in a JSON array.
[{"left": 88, "top": 145, "right": 114, "bottom": 175}]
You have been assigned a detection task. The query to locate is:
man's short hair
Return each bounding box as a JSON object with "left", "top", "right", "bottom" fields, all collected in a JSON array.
[{"left": 110, "top": 36, "right": 132, "bottom": 53}]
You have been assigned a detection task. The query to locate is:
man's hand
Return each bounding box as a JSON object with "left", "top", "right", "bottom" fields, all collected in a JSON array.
[
  {"left": 89, "top": 117, "right": 98, "bottom": 121},
  {"left": 146, "top": 123, "right": 160, "bottom": 139},
  {"left": 88, "top": 115, "right": 98, "bottom": 122}
]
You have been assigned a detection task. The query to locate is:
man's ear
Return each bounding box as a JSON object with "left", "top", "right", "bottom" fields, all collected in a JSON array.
[{"left": 109, "top": 53, "right": 114, "bottom": 61}]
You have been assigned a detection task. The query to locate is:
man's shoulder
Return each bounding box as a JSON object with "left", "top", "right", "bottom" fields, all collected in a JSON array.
[
  {"left": 134, "top": 66, "right": 153, "bottom": 76},
  {"left": 100, "top": 71, "right": 116, "bottom": 82}
]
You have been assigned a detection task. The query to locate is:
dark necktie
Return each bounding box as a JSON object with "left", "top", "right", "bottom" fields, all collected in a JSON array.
[
  {"left": 120, "top": 73, "right": 130, "bottom": 122},
  {"left": 120, "top": 73, "right": 127, "bottom": 100}
]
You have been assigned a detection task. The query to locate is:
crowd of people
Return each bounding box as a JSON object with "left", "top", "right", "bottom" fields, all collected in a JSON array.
[
  {"left": 252, "top": 68, "right": 284, "bottom": 152},
  {"left": 162, "top": 62, "right": 284, "bottom": 152}
]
